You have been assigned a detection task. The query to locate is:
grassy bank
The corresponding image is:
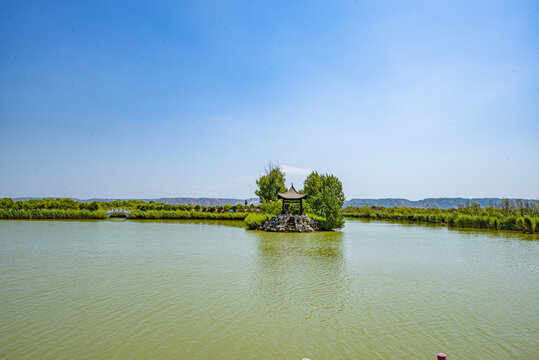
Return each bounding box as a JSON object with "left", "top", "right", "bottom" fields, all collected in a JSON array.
[
  {"left": 0, "top": 198, "right": 257, "bottom": 221},
  {"left": 0, "top": 198, "right": 258, "bottom": 212},
  {"left": 129, "top": 210, "right": 248, "bottom": 220},
  {"left": 0, "top": 209, "right": 108, "bottom": 219},
  {"left": 244, "top": 213, "right": 273, "bottom": 229},
  {"left": 343, "top": 205, "right": 539, "bottom": 234},
  {"left": 0, "top": 208, "right": 249, "bottom": 221}
]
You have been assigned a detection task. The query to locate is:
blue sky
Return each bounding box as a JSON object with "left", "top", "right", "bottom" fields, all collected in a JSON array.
[{"left": 1, "top": 0, "right": 538, "bottom": 200}]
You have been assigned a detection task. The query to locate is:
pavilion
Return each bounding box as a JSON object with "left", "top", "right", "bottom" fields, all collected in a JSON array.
[{"left": 278, "top": 184, "right": 308, "bottom": 215}]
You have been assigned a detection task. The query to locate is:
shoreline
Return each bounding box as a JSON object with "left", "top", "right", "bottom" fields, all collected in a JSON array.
[{"left": 344, "top": 215, "right": 539, "bottom": 236}]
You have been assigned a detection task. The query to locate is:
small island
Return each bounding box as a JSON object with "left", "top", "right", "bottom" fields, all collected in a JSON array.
[
  {"left": 245, "top": 163, "right": 346, "bottom": 232},
  {"left": 259, "top": 184, "right": 319, "bottom": 232}
]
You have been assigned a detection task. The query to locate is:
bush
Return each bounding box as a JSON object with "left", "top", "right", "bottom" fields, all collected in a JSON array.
[
  {"left": 307, "top": 213, "right": 330, "bottom": 231},
  {"left": 259, "top": 200, "right": 282, "bottom": 216},
  {"left": 523, "top": 216, "right": 536, "bottom": 233},
  {"left": 488, "top": 217, "right": 500, "bottom": 230},
  {"left": 436, "top": 214, "right": 447, "bottom": 223},
  {"left": 0, "top": 209, "right": 107, "bottom": 219},
  {"left": 341, "top": 205, "right": 539, "bottom": 234},
  {"left": 500, "top": 216, "right": 517, "bottom": 231},
  {"left": 128, "top": 210, "right": 248, "bottom": 220},
  {"left": 244, "top": 213, "right": 272, "bottom": 230},
  {"left": 515, "top": 216, "right": 536, "bottom": 233},
  {"left": 454, "top": 214, "right": 471, "bottom": 228}
]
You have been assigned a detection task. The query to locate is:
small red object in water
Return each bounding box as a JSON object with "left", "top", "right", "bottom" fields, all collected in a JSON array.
[{"left": 437, "top": 353, "right": 447, "bottom": 360}]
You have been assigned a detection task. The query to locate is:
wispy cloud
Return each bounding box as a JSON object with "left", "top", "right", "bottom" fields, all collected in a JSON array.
[{"left": 282, "top": 165, "right": 312, "bottom": 176}]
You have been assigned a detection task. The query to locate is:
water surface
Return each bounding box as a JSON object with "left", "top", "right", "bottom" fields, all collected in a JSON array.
[{"left": 0, "top": 219, "right": 537, "bottom": 359}]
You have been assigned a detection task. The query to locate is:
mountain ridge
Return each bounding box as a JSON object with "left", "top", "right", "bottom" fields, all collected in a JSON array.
[
  {"left": 9, "top": 196, "right": 538, "bottom": 209},
  {"left": 343, "top": 197, "right": 538, "bottom": 209},
  {"left": 11, "top": 197, "right": 261, "bottom": 206}
]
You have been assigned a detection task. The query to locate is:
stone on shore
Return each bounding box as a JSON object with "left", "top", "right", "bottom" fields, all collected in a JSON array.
[{"left": 259, "top": 215, "right": 319, "bottom": 232}]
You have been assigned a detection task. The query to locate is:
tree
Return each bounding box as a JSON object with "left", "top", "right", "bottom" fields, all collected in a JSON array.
[
  {"left": 80, "top": 201, "right": 99, "bottom": 212},
  {"left": 0, "top": 198, "right": 14, "bottom": 209},
  {"left": 255, "top": 162, "right": 286, "bottom": 203},
  {"left": 304, "top": 171, "right": 345, "bottom": 230}
]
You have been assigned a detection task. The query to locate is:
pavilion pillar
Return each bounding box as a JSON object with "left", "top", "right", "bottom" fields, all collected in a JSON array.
[{"left": 300, "top": 199, "right": 303, "bottom": 215}]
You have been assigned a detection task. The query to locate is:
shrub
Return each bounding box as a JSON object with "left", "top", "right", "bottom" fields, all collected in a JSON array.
[
  {"left": 515, "top": 217, "right": 526, "bottom": 232},
  {"left": 500, "top": 216, "right": 517, "bottom": 231},
  {"left": 519, "top": 216, "right": 536, "bottom": 233},
  {"left": 340, "top": 205, "right": 538, "bottom": 234},
  {"left": 454, "top": 214, "right": 472, "bottom": 228},
  {"left": 259, "top": 200, "right": 282, "bottom": 216},
  {"left": 308, "top": 214, "right": 330, "bottom": 231},
  {"left": 0, "top": 209, "right": 107, "bottom": 219},
  {"left": 524, "top": 216, "right": 535, "bottom": 234},
  {"left": 478, "top": 216, "right": 490, "bottom": 228},
  {"left": 128, "top": 210, "right": 248, "bottom": 220},
  {"left": 244, "top": 213, "right": 272, "bottom": 230},
  {"left": 488, "top": 217, "right": 500, "bottom": 230}
]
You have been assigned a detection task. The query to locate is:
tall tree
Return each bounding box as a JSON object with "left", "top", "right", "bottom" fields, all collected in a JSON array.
[
  {"left": 255, "top": 162, "right": 286, "bottom": 203},
  {"left": 304, "top": 171, "right": 345, "bottom": 230}
]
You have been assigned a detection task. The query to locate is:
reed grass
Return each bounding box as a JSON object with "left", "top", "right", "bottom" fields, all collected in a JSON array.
[
  {"left": 128, "top": 210, "right": 248, "bottom": 220},
  {"left": 0, "top": 208, "right": 248, "bottom": 221},
  {"left": 0, "top": 209, "right": 107, "bottom": 219},
  {"left": 244, "top": 213, "right": 273, "bottom": 230},
  {"left": 343, "top": 207, "right": 538, "bottom": 234}
]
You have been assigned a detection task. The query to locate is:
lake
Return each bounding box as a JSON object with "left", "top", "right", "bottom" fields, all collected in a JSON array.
[{"left": 0, "top": 219, "right": 537, "bottom": 359}]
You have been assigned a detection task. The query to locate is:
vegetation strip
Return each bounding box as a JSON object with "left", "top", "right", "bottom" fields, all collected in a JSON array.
[
  {"left": 0, "top": 198, "right": 254, "bottom": 221},
  {"left": 343, "top": 203, "right": 539, "bottom": 234}
]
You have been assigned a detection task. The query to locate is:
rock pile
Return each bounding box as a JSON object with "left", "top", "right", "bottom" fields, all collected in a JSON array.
[{"left": 259, "top": 215, "right": 319, "bottom": 232}]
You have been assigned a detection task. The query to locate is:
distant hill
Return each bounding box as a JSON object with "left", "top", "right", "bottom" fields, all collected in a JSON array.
[
  {"left": 10, "top": 196, "right": 537, "bottom": 209},
  {"left": 129, "top": 197, "right": 261, "bottom": 206},
  {"left": 12, "top": 197, "right": 260, "bottom": 206},
  {"left": 344, "top": 198, "right": 538, "bottom": 209}
]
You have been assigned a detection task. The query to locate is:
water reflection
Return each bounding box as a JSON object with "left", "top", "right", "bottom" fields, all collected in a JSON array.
[
  {"left": 349, "top": 218, "right": 539, "bottom": 241},
  {"left": 447, "top": 226, "right": 539, "bottom": 241},
  {"left": 250, "top": 231, "right": 349, "bottom": 326},
  {"left": 255, "top": 231, "right": 345, "bottom": 261}
]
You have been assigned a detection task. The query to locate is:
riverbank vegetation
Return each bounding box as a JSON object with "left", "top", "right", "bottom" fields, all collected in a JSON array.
[
  {"left": 343, "top": 200, "right": 539, "bottom": 234},
  {"left": 0, "top": 198, "right": 255, "bottom": 220},
  {"left": 0, "top": 208, "right": 107, "bottom": 219},
  {"left": 129, "top": 210, "right": 248, "bottom": 220},
  {"left": 245, "top": 213, "right": 273, "bottom": 230}
]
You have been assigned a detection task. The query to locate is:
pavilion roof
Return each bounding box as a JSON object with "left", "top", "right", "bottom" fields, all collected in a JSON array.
[{"left": 278, "top": 184, "right": 308, "bottom": 200}]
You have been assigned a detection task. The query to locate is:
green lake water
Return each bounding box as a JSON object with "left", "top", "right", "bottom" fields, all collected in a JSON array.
[{"left": 0, "top": 219, "right": 537, "bottom": 359}]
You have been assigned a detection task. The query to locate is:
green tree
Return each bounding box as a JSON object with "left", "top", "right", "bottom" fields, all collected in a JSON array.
[
  {"left": 304, "top": 171, "right": 345, "bottom": 230},
  {"left": 80, "top": 201, "right": 99, "bottom": 211},
  {"left": 255, "top": 162, "right": 286, "bottom": 203},
  {"left": 0, "top": 198, "right": 14, "bottom": 208}
]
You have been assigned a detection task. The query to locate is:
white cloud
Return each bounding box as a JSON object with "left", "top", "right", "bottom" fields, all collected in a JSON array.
[{"left": 282, "top": 165, "right": 312, "bottom": 176}]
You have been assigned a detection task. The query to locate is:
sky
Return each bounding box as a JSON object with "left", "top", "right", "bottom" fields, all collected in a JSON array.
[{"left": 1, "top": 0, "right": 538, "bottom": 200}]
